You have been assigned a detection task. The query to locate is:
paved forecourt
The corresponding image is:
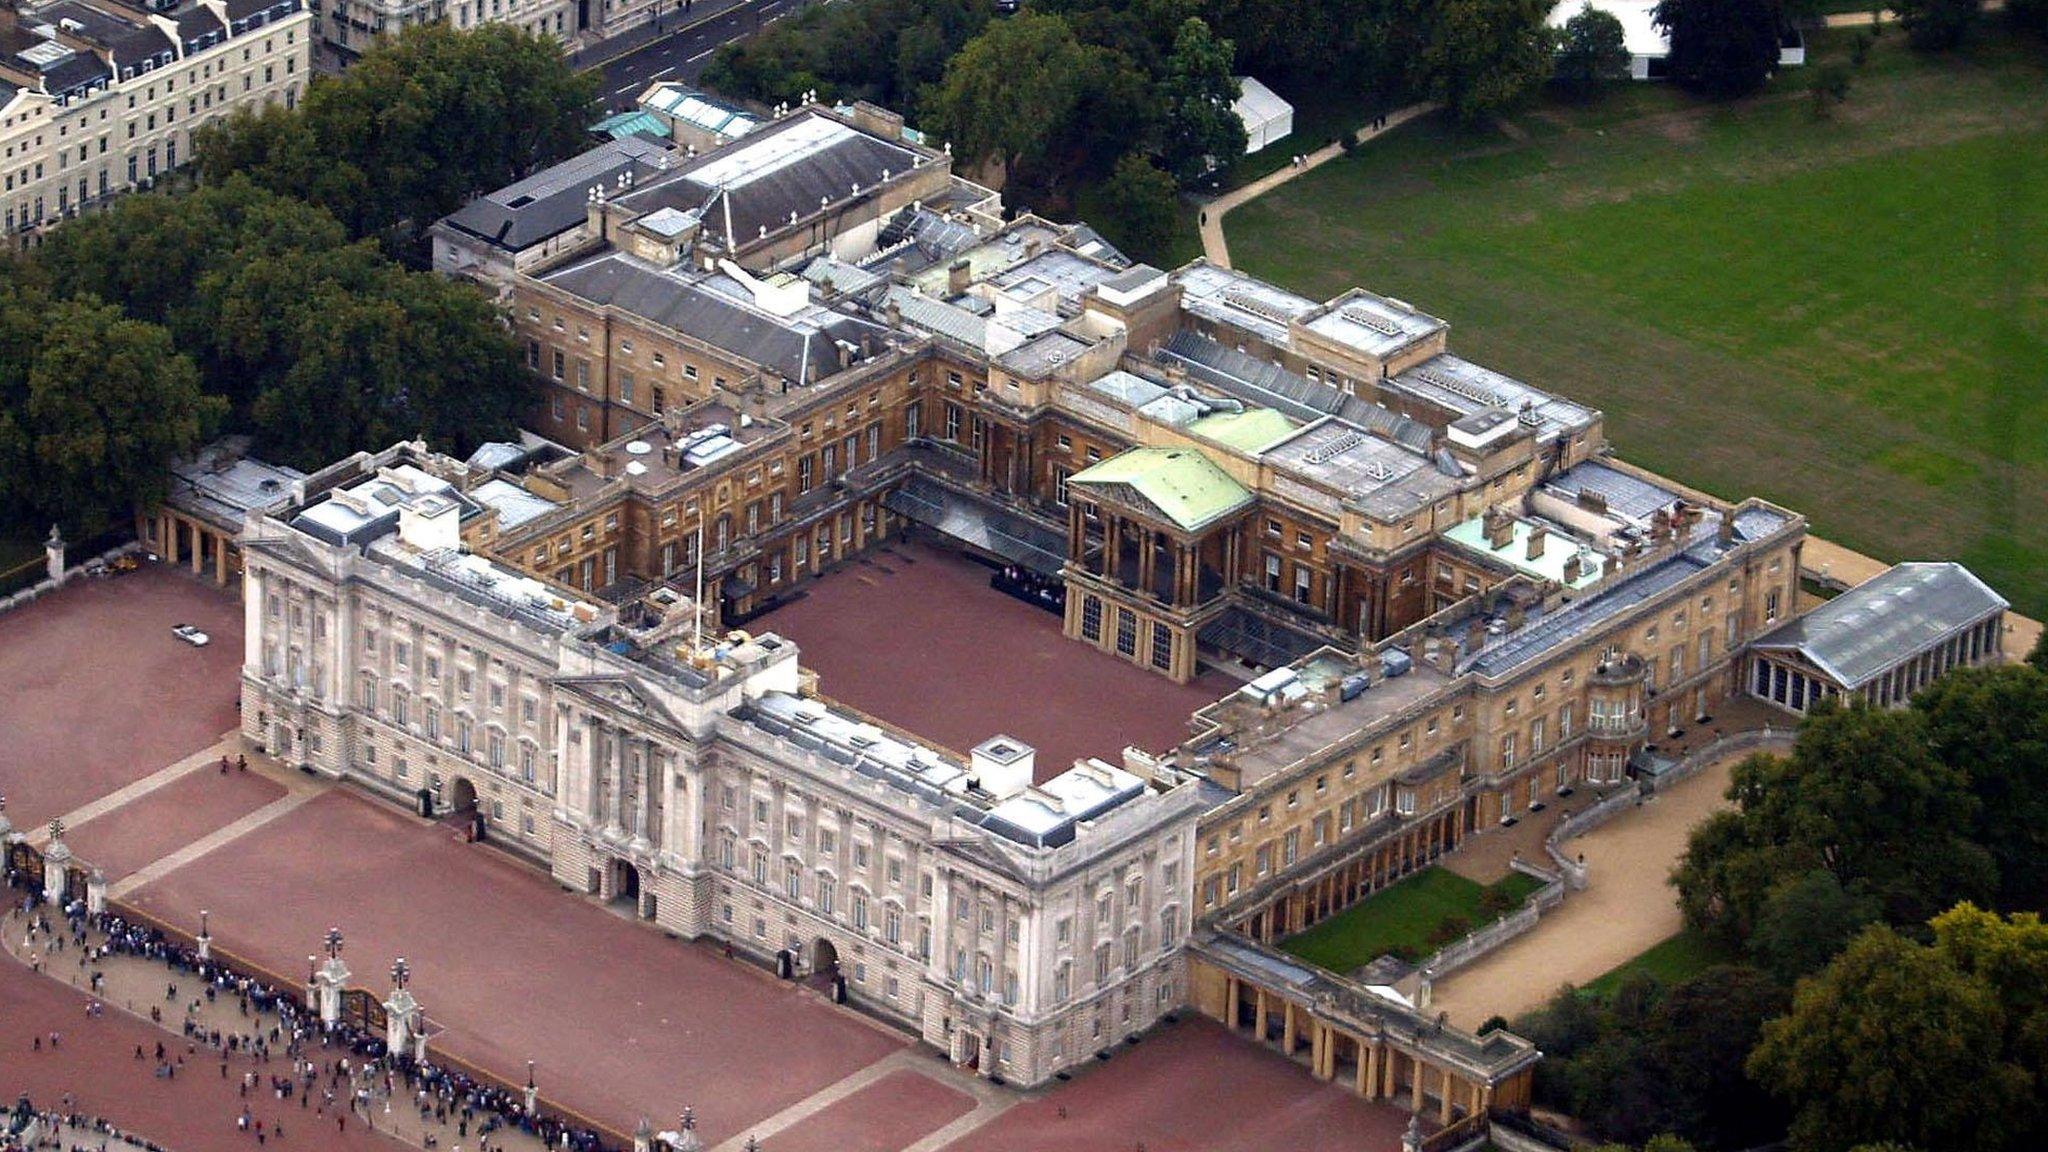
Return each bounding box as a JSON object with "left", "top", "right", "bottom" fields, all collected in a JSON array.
[
  {"left": 63, "top": 764, "right": 284, "bottom": 881},
  {"left": 752, "top": 540, "right": 1239, "bottom": 777},
  {"left": 937, "top": 1017, "right": 1416, "bottom": 1152},
  {"left": 0, "top": 565, "right": 244, "bottom": 829},
  {"left": 122, "top": 787, "right": 911, "bottom": 1143}
]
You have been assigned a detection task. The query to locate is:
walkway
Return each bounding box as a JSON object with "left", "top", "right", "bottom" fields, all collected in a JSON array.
[
  {"left": 1425, "top": 745, "right": 1783, "bottom": 1027},
  {"left": 1199, "top": 102, "right": 1439, "bottom": 269}
]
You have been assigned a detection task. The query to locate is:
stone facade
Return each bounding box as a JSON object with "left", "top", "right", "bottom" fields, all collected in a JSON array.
[
  {"left": 1, "top": 0, "right": 310, "bottom": 247},
  {"left": 236, "top": 443, "right": 1206, "bottom": 1088}
]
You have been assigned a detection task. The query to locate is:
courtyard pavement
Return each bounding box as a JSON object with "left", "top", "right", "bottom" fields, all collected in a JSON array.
[
  {"left": 751, "top": 540, "right": 1240, "bottom": 776},
  {"left": 0, "top": 565, "right": 243, "bottom": 829}
]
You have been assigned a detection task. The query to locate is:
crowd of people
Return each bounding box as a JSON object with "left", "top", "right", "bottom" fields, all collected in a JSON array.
[
  {"left": 4, "top": 1095, "right": 168, "bottom": 1152},
  {"left": 7, "top": 875, "right": 618, "bottom": 1152}
]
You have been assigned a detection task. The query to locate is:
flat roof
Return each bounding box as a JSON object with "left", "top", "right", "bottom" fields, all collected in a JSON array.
[
  {"left": 1301, "top": 291, "right": 1447, "bottom": 360},
  {"left": 1174, "top": 262, "right": 1318, "bottom": 347},
  {"left": 1389, "top": 354, "right": 1598, "bottom": 444},
  {"left": 1753, "top": 561, "right": 2007, "bottom": 688},
  {"left": 1442, "top": 515, "right": 1607, "bottom": 589}
]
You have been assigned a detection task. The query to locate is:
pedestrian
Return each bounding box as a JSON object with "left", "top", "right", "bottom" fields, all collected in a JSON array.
[
  {"left": 221, "top": 755, "right": 231, "bottom": 775},
  {"left": 238, "top": 754, "right": 249, "bottom": 772}
]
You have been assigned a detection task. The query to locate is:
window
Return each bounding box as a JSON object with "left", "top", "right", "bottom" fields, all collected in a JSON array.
[
  {"left": 1264, "top": 553, "right": 1282, "bottom": 593},
  {"left": 357, "top": 672, "right": 377, "bottom": 708},
  {"left": 1150, "top": 625, "right": 1172, "bottom": 671},
  {"left": 1080, "top": 596, "right": 1102, "bottom": 642},
  {"left": 883, "top": 905, "right": 902, "bottom": 945},
  {"left": 1115, "top": 608, "right": 1137, "bottom": 657}
]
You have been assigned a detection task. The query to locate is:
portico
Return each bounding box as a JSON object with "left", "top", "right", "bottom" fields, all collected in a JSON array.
[
  {"left": 1188, "top": 929, "right": 1536, "bottom": 1141},
  {"left": 1063, "top": 447, "right": 1254, "bottom": 683}
]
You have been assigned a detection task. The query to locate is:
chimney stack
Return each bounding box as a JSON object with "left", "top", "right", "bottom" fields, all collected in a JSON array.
[
  {"left": 1562, "top": 553, "right": 1582, "bottom": 584},
  {"left": 946, "top": 258, "right": 971, "bottom": 297},
  {"left": 1525, "top": 525, "right": 1546, "bottom": 561}
]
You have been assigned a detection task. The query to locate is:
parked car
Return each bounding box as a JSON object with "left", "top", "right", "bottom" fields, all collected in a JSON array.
[{"left": 171, "top": 624, "right": 210, "bottom": 647}]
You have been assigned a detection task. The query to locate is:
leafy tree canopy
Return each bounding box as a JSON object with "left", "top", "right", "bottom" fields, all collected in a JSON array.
[
  {"left": 1654, "top": 0, "right": 1785, "bottom": 98},
  {"left": 1556, "top": 3, "right": 1634, "bottom": 97}
]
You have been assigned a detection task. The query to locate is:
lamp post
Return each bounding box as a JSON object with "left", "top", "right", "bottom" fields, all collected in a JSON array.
[{"left": 197, "top": 908, "right": 212, "bottom": 961}]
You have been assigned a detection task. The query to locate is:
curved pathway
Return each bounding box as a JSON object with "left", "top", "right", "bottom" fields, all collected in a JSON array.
[{"left": 1199, "top": 102, "right": 1439, "bottom": 269}]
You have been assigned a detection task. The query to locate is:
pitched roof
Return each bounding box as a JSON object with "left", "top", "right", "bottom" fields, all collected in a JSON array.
[
  {"left": 1069, "top": 448, "right": 1253, "bottom": 533},
  {"left": 1752, "top": 562, "right": 2007, "bottom": 688}
]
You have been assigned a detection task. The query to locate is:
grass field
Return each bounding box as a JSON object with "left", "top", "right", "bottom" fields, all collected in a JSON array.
[
  {"left": 1280, "top": 867, "right": 1548, "bottom": 974},
  {"left": 1226, "top": 29, "right": 2048, "bottom": 617},
  {"left": 1578, "top": 928, "right": 1740, "bottom": 998}
]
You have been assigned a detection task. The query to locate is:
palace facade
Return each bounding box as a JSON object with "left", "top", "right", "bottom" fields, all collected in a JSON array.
[{"left": 224, "top": 100, "right": 2007, "bottom": 1118}]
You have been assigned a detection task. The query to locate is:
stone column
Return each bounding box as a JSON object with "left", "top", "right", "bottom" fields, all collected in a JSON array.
[
  {"left": 85, "top": 868, "right": 105, "bottom": 915},
  {"left": 44, "top": 525, "right": 65, "bottom": 585},
  {"left": 1360, "top": 1038, "right": 1378, "bottom": 1099},
  {"left": 42, "top": 836, "right": 71, "bottom": 905},
  {"left": 315, "top": 956, "right": 349, "bottom": 1028}
]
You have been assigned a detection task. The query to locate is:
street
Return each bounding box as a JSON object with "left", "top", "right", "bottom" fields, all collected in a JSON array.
[{"left": 579, "top": 0, "right": 822, "bottom": 111}]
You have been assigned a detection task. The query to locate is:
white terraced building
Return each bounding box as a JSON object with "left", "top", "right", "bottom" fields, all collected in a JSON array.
[{"left": 236, "top": 440, "right": 1207, "bottom": 1086}]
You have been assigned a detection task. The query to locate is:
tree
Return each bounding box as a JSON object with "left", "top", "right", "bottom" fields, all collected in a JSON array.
[
  {"left": 1654, "top": 0, "right": 1785, "bottom": 98},
  {"left": 2011, "top": 0, "right": 2048, "bottom": 35},
  {"left": 1672, "top": 704, "right": 1995, "bottom": 950},
  {"left": 1418, "top": 0, "right": 1559, "bottom": 120},
  {"left": 1749, "top": 925, "right": 2030, "bottom": 1152},
  {"left": 1916, "top": 666, "right": 2048, "bottom": 910},
  {"left": 1931, "top": 904, "right": 2048, "bottom": 1113},
  {"left": 1894, "top": 0, "right": 1978, "bottom": 49},
  {"left": 922, "top": 13, "right": 1137, "bottom": 201},
  {"left": 199, "top": 243, "right": 530, "bottom": 468},
  {"left": 1555, "top": 3, "right": 1634, "bottom": 98},
  {"left": 1748, "top": 868, "right": 1881, "bottom": 984},
  {"left": 1644, "top": 966, "right": 1788, "bottom": 1148},
  {"left": 1157, "top": 18, "right": 1245, "bottom": 186},
  {"left": 2026, "top": 629, "right": 2047, "bottom": 673},
  {"left": 196, "top": 24, "right": 599, "bottom": 253},
  {"left": 1094, "top": 153, "right": 1181, "bottom": 263},
  {"left": 0, "top": 296, "right": 224, "bottom": 532}
]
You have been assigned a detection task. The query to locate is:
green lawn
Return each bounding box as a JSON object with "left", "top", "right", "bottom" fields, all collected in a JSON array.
[
  {"left": 1280, "top": 867, "right": 1547, "bottom": 974},
  {"left": 1579, "top": 928, "right": 1741, "bottom": 998},
  {"left": 1227, "top": 29, "right": 2048, "bottom": 618}
]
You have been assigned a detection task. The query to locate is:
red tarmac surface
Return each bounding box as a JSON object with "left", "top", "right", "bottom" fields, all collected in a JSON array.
[
  {"left": 0, "top": 566, "right": 242, "bottom": 828},
  {"left": 65, "top": 768, "right": 285, "bottom": 881},
  {"left": 938, "top": 1019, "right": 1413, "bottom": 1152},
  {"left": 124, "top": 790, "right": 904, "bottom": 1143},
  {"left": 753, "top": 541, "right": 1239, "bottom": 776},
  {"left": 761, "top": 1069, "right": 974, "bottom": 1152},
  {"left": 0, "top": 954, "right": 405, "bottom": 1152}
]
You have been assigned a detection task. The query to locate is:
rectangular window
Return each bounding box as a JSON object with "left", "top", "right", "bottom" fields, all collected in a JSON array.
[{"left": 1115, "top": 608, "right": 1137, "bottom": 657}]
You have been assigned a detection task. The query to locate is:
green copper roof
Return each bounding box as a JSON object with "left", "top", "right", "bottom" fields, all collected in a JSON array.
[
  {"left": 1069, "top": 447, "right": 1253, "bottom": 532},
  {"left": 591, "top": 110, "right": 671, "bottom": 141},
  {"left": 1187, "top": 408, "right": 1299, "bottom": 454}
]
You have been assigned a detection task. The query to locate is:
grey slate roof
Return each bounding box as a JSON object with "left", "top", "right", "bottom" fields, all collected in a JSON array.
[
  {"left": 613, "top": 110, "right": 919, "bottom": 253},
  {"left": 1752, "top": 562, "right": 2007, "bottom": 688},
  {"left": 439, "top": 137, "right": 670, "bottom": 253},
  {"left": 1157, "top": 331, "right": 1434, "bottom": 452},
  {"left": 1462, "top": 549, "right": 1713, "bottom": 679},
  {"left": 542, "top": 252, "right": 889, "bottom": 387},
  {"left": 1542, "top": 460, "right": 1678, "bottom": 523}
]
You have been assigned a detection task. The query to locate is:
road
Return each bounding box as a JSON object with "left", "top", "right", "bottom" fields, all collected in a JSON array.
[{"left": 582, "top": 0, "right": 821, "bottom": 112}]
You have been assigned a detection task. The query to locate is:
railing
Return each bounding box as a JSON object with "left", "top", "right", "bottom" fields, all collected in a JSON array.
[{"left": 103, "top": 897, "right": 633, "bottom": 1151}]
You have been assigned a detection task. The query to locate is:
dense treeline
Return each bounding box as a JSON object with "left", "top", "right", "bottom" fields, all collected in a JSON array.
[
  {"left": 1520, "top": 643, "right": 2048, "bottom": 1152},
  {"left": 703, "top": 0, "right": 1562, "bottom": 258},
  {"left": 0, "top": 25, "right": 597, "bottom": 539}
]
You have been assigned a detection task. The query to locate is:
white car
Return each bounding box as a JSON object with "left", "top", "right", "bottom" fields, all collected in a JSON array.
[{"left": 171, "top": 624, "right": 210, "bottom": 647}]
